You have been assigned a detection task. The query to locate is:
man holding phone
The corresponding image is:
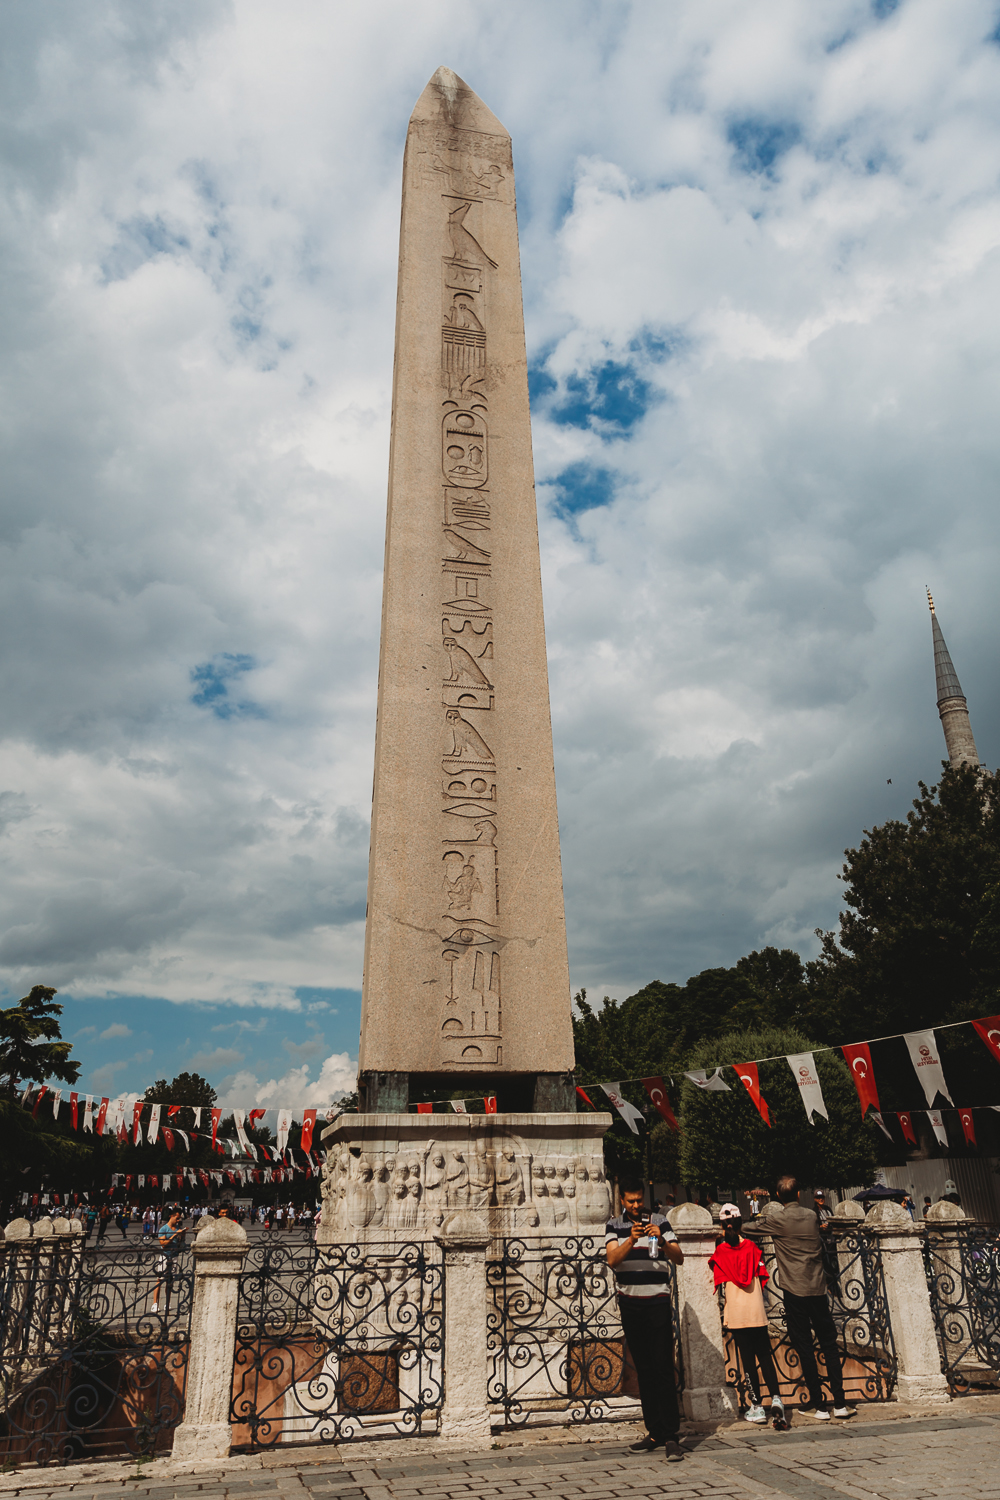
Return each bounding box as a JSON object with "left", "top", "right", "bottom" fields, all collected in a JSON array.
[{"left": 606, "top": 1178, "right": 685, "bottom": 1460}]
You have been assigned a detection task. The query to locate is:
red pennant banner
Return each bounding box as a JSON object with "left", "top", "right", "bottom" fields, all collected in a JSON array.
[
  {"left": 733, "top": 1063, "right": 771, "bottom": 1127},
  {"left": 32, "top": 1086, "right": 49, "bottom": 1118},
  {"left": 167, "top": 1105, "right": 181, "bottom": 1118},
  {"left": 162, "top": 1128, "right": 175, "bottom": 1151},
  {"left": 132, "top": 1101, "right": 143, "bottom": 1145},
  {"left": 575, "top": 1086, "right": 596, "bottom": 1109},
  {"left": 300, "top": 1108, "right": 317, "bottom": 1152},
  {"left": 126, "top": 1175, "right": 133, "bottom": 1191},
  {"left": 95, "top": 1098, "right": 109, "bottom": 1135},
  {"left": 211, "top": 1107, "right": 222, "bottom": 1153},
  {"left": 150, "top": 1175, "right": 158, "bottom": 1187},
  {"left": 959, "top": 1108, "right": 977, "bottom": 1147},
  {"left": 971, "top": 1016, "right": 1000, "bottom": 1068},
  {"left": 897, "top": 1111, "right": 917, "bottom": 1145},
  {"left": 70, "top": 1092, "right": 79, "bottom": 1130},
  {"left": 417, "top": 1102, "right": 433, "bottom": 1114},
  {"left": 841, "top": 1043, "right": 880, "bottom": 1116},
  {"left": 641, "top": 1076, "right": 679, "bottom": 1131},
  {"left": 484, "top": 1095, "right": 497, "bottom": 1113},
  {"left": 249, "top": 1109, "right": 266, "bottom": 1129}
]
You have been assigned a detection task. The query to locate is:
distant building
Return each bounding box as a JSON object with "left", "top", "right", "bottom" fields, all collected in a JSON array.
[{"left": 927, "top": 589, "right": 980, "bottom": 768}]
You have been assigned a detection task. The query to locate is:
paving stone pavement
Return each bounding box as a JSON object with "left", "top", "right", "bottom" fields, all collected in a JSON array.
[{"left": 4, "top": 1410, "right": 1000, "bottom": 1500}]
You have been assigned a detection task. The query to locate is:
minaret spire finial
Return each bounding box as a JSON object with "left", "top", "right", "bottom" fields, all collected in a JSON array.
[{"left": 927, "top": 589, "right": 979, "bottom": 768}]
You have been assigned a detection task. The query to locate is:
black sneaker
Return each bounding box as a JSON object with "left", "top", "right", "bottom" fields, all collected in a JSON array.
[
  {"left": 664, "top": 1439, "right": 686, "bottom": 1462},
  {"left": 629, "top": 1436, "right": 662, "bottom": 1453}
]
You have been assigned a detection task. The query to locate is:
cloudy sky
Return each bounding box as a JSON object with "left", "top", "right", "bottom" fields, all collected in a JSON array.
[{"left": 3, "top": 0, "right": 1000, "bottom": 1108}]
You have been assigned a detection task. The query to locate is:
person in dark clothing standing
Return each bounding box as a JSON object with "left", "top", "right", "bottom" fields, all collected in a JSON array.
[
  {"left": 606, "top": 1179, "right": 686, "bottom": 1460},
  {"left": 758, "top": 1176, "right": 855, "bottom": 1420}
]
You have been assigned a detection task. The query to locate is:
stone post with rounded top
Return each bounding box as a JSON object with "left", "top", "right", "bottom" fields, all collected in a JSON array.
[
  {"left": 434, "top": 1210, "right": 492, "bottom": 1447},
  {"left": 667, "top": 1202, "right": 737, "bottom": 1422},
  {"left": 864, "top": 1200, "right": 948, "bottom": 1402},
  {"left": 171, "top": 1217, "right": 249, "bottom": 1462}
]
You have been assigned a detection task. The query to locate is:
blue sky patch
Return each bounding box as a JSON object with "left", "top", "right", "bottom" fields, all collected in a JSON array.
[
  {"left": 727, "top": 117, "right": 802, "bottom": 175},
  {"left": 546, "top": 462, "right": 616, "bottom": 520},
  {"left": 190, "top": 653, "right": 266, "bottom": 720}
]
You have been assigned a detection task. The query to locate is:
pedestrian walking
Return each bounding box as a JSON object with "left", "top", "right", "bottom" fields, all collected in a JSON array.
[
  {"left": 710, "top": 1205, "right": 784, "bottom": 1425},
  {"left": 758, "top": 1176, "right": 855, "bottom": 1420},
  {"left": 152, "top": 1210, "right": 187, "bottom": 1313},
  {"left": 96, "top": 1205, "right": 110, "bottom": 1242},
  {"left": 606, "top": 1177, "right": 686, "bottom": 1461},
  {"left": 115, "top": 1207, "right": 128, "bottom": 1239}
]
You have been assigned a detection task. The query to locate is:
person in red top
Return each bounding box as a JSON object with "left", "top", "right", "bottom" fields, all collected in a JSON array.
[{"left": 709, "top": 1204, "right": 784, "bottom": 1425}]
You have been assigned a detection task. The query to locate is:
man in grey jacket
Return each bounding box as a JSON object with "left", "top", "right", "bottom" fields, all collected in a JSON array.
[{"left": 759, "top": 1176, "right": 855, "bottom": 1421}]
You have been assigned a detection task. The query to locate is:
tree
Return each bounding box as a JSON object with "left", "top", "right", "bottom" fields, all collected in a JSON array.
[
  {"left": 678, "top": 1026, "right": 879, "bottom": 1189},
  {"left": 0, "top": 986, "right": 81, "bottom": 1096}
]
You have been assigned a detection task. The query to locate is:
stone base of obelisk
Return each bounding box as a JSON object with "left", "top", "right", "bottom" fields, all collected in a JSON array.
[{"left": 319, "top": 1112, "right": 613, "bottom": 1243}]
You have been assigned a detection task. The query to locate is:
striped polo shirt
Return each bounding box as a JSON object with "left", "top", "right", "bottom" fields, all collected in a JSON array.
[{"left": 605, "top": 1212, "right": 677, "bottom": 1299}]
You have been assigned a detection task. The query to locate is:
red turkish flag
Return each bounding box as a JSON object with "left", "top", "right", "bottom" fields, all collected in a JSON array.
[
  {"left": 959, "top": 1108, "right": 977, "bottom": 1147},
  {"left": 417, "top": 1102, "right": 433, "bottom": 1114},
  {"left": 211, "top": 1107, "right": 222, "bottom": 1152},
  {"left": 576, "top": 1085, "right": 596, "bottom": 1108},
  {"left": 95, "top": 1098, "right": 109, "bottom": 1135},
  {"left": 483, "top": 1096, "right": 497, "bottom": 1114},
  {"left": 897, "top": 1111, "right": 917, "bottom": 1145},
  {"left": 132, "top": 1101, "right": 144, "bottom": 1145},
  {"left": 641, "top": 1076, "right": 679, "bottom": 1131},
  {"left": 70, "top": 1092, "right": 79, "bottom": 1129},
  {"left": 733, "top": 1062, "right": 771, "bottom": 1126},
  {"left": 300, "top": 1108, "right": 317, "bottom": 1152},
  {"left": 167, "top": 1105, "right": 181, "bottom": 1118},
  {"left": 971, "top": 1016, "right": 1000, "bottom": 1068},
  {"left": 248, "top": 1109, "right": 266, "bottom": 1130},
  {"left": 31, "top": 1086, "right": 49, "bottom": 1118},
  {"left": 841, "top": 1043, "right": 880, "bottom": 1116},
  {"left": 162, "top": 1128, "right": 175, "bottom": 1151}
]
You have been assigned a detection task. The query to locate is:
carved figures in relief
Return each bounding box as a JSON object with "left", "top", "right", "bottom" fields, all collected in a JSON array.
[
  {"left": 444, "top": 636, "right": 491, "bottom": 686},
  {"left": 446, "top": 293, "right": 484, "bottom": 331},
  {"left": 495, "top": 1145, "right": 524, "bottom": 1206},
  {"left": 443, "top": 709, "right": 494, "bottom": 762},
  {"left": 446, "top": 1149, "right": 471, "bottom": 1208},
  {"left": 346, "top": 1157, "right": 377, "bottom": 1228},
  {"left": 424, "top": 1150, "right": 447, "bottom": 1226},
  {"left": 442, "top": 410, "right": 488, "bottom": 488},
  {"left": 447, "top": 201, "right": 497, "bottom": 269},
  {"left": 469, "top": 1141, "right": 495, "bottom": 1209},
  {"left": 444, "top": 852, "right": 483, "bottom": 912},
  {"left": 578, "top": 1164, "right": 612, "bottom": 1227}
]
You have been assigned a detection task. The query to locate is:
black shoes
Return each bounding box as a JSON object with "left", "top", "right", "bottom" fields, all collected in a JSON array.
[
  {"left": 628, "top": 1436, "right": 662, "bottom": 1453},
  {"left": 664, "top": 1439, "right": 686, "bottom": 1462}
]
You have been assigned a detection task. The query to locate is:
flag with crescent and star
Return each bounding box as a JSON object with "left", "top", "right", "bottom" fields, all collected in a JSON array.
[
  {"left": 971, "top": 1015, "right": 1000, "bottom": 1068},
  {"left": 733, "top": 1062, "right": 770, "bottom": 1126},
  {"left": 641, "top": 1076, "right": 679, "bottom": 1131},
  {"left": 896, "top": 1111, "right": 917, "bottom": 1144},
  {"left": 841, "top": 1042, "right": 880, "bottom": 1116},
  {"left": 959, "top": 1108, "right": 977, "bottom": 1147}
]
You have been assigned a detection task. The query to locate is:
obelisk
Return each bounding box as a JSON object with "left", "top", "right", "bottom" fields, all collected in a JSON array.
[{"left": 357, "top": 68, "right": 575, "bottom": 1112}]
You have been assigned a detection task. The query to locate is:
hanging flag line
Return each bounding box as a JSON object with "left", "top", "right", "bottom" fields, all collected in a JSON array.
[
  {"left": 408, "top": 1096, "right": 497, "bottom": 1114},
  {"left": 581, "top": 1015, "right": 1000, "bottom": 1142}
]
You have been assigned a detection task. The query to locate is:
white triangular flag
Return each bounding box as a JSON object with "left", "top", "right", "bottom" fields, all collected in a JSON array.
[
  {"left": 450, "top": 1099, "right": 468, "bottom": 1114},
  {"left": 192, "top": 1107, "right": 202, "bottom": 1129},
  {"left": 870, "top": 1110, "right": 893, "bottom": 1141},
  {"left": 786, "top": 1053, "right": 829, "bottom": 1124},
  {"left": 138, "top": 1175, "right": 145, "bottom": 1188},
  {"left": 684, "top": 1069, "right": 731, "bottom": 1092},
  {"left": 147, "top": 1103, "right": 161, "bottom": 1145},
  {"left": 601, "top": 1083, "right": 645, "bottom": 1134},
  {"left": 276, "top": 1108, "right": 292, "bottom": 1150},
  {"left": 927, "top": 1109, "right": 949, "bottom": 1146},
  {"left": 83, "top": 1096, "right": 94, "bottom": 1133},
  {"left": 233, "top": 1110, "right": 251, "bottom": 1153},
  {"left": 904, "top": 1030, "right": 954, "bottom": 1107},
  {"left": 51, "top": 1088, "right": 62, "bottom": 1119}
]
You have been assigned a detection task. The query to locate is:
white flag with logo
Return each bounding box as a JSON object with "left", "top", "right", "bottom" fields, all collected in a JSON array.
[
  {"left": 927, "top": 1109, "right": 949, "bottom": 1146},
  {"left": 83, "top": 1095, "right": 94, "bottom": 1133},
  {"left": 192, "top": 1107, "right": 202, "bottom": 1129},
  {"left": 51, "top": 1088, "right": 62, "bottom": 1119},
  {"left": 786, "top": 1052, "right": 829, "bottom": 1124},
  {"left": 684, "top": 1069, "right": 731, "bottom": 1092},
  {"left": 450, "top": 1099, "right": 468, "bottom": 1114},
  {"left": 233, "top": 1110, "right": 251, "bottom": 1153},
  {"left": 147, "top": 1103, "right": 161, "bottom": 1145},
  {"left": 904, "top": 1030, "right": 953, "bottom": 1107},
  {"left": 870, "top": 1110, "right": 893, "bottom": 1141},
  {"left": 601, "top": 1083, "right": 645, "bottom": 1134},
  {"left": 276, "top": 1109, "right": 292, "bottom": 1151}
]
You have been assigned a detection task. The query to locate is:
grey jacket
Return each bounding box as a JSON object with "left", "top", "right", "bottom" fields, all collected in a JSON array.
[{"left": 758, "top": 1201, "right": 827, "bottom": 1297}]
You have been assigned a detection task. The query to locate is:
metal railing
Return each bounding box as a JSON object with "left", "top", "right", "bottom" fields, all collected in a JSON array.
[
  {"left": 229, "top": 1234, "right": 444, "bottom": 1449},
  {"left": 721, "top": 1225, "right": 897, "bottom": 1410},
  {"left": 923, "top": 1221, "right": 1000, "bottom": 1395},
  {"left": 486, "top": 1234, "right": 683, "bottom": 1427},
  {"left": 0, "top": 1228, "right": 192, "bottom": 1465}
]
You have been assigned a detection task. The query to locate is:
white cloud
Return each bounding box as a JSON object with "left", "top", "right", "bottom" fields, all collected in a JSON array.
[
  {"left": 214, "top": 1051, "right": 357, "bottom": 1113},
  {"left": 184, "top": 1046, "right": 245, "bottom": 1073},
  {"left": 1, "top": 1, "right": 999, "bottom": 1020},
  {"left": 90, "top": 1060, "right": 128, "bottom": 1092},
  {"left": 100, "top": 1023, "right": 132, "bottom": 1039}
]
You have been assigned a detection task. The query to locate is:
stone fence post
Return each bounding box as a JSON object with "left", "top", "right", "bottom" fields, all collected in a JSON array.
[
  {"left": 434, "top": 1211, "right": 492, "bottom": 1448},
  {"left": 668, "top": 1203, "right": 736, "bottom": 1422},
  {"left": 171, "top": 1217, "right": 249, "bottom": 1462},
  {"left": 863, "top": 1200, "right": 948, "bottom": 1403}
]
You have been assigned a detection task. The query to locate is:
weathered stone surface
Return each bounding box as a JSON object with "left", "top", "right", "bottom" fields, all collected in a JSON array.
[
  {"left": 319, "top": 1111, "right": 612, "bottom": 1241},
  {"left": 358, "top": 67, "right": 573, "bottom": 1084},
  {"left": 170, "top": 1217, "right": 249, "bottom": 1462}
]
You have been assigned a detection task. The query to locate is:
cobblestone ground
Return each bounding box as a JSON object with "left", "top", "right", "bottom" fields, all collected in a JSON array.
[{"left": 3, "top": 1410, "right": 1000, "bottom": 1500}]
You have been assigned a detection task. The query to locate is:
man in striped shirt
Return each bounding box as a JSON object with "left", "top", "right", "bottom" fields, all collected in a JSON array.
[{"left": 606, "top": 1179, "right": 685, "bottom": 1460}]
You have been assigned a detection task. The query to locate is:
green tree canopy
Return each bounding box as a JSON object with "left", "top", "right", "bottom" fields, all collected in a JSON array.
[
  {"left": 0, "top": 986, "right": 81, "bottom": 1095},
  {"left": 678, "top": 1027, "right": 879, "bottom": 1189}
]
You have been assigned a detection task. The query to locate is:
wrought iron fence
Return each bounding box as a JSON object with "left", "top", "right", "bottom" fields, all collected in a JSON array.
[
  {"left": 721, "top": 1226, "right": 896, "bottom": 1410},
  {"left": 486, "top": 1235, "right": 683, "bottom": 1427},
  {"left": 230, "top": 1234, "right": 444, "bottom": 1449},
  {"left": 923, "top": 1221, "right": 1000, "bottom": 1395},
  {"left": 0, "top": 1235, "right": 192, "bottom": 1465}
]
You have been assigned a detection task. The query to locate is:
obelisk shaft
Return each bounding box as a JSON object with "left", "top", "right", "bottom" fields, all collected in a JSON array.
[{"left": 358, "top": 69, "right": 574, "bottom": 1103}]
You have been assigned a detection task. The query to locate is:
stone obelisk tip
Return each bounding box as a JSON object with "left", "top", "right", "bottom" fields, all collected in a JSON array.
[{"left": 409, "top": 66, "right": 509, "bottom": 138}]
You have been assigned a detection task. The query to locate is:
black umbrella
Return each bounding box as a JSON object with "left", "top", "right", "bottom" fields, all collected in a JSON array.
[{"left": 852, "top": 1184, "right": 908, "bottom": 1205}]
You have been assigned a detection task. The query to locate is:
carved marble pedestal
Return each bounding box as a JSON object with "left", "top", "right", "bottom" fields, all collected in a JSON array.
[{"left": 319, "top": 1112, "right": 613, "bottom": 1243}]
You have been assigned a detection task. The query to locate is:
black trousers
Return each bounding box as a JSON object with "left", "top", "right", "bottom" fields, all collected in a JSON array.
[
  {"left": 783, "top": 1292, "right": 845, "bottom": 1408},
  {"left": 619, "top": 1296, "right": 680, "bottom": 1441},
  {"left": 731, "top": 1326, "right": 780, "bottom": 1405}
]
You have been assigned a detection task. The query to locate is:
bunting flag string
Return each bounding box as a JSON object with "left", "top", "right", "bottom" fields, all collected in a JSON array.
[
  {"left": 641, "top": 1076, "right": 680, "bottom": 1131},
  {"left": 897, "top": 1111, "right": 917, "bottom": 1145},
  {"left": 733, "top": 1062, "right": 770, "bottom": 1127},
  {"left": 841, "top": 1042, "right": 880, "bottom": 1116}
]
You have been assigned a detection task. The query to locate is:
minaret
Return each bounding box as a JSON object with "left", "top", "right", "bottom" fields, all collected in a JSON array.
[{"left": 928, "top": 589, "right": 980, "bottom": 768}]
